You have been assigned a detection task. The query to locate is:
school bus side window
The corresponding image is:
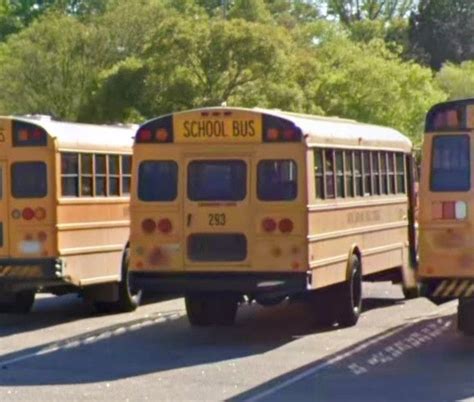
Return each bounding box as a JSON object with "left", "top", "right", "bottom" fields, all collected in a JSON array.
[
  {"left": 325, "top": 150, "right": 335, "bottom": 199},
  {"left": 12, "top": 162, "right": 47, "bottom": 198},
  {"left": 314, "top": 149, "right": 324, "bottom": 199},
  {"left": 61, "top": 153, "right": 79, "bottom": 197},
  {"left": 81, "top": 154, "right": 93, "bottom": 196},
  {"left": 122, "top": 155, "right": 132, "bottom": 195},
  {"left": 138, "top": 161, "right": 178, "bottom": 201},
  {"left": 396, "top": 153, "right": 405, "bottom": 193}
]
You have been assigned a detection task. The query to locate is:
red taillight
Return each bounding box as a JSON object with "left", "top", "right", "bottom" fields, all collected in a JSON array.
[
  {"left": 142, "top": 218, "right": 156, "bottom": 233},
  {"left": 35, "top": 207, "right": 46, "bottom": 220},
  {"left": 279, "top": 218, "right": 294, "bottom": 233},
  {"left": 442, "top": 201, "right": 455, "bottom": 219},
  {"left": 32, "top": 128, "right": 43, "bottom": 140},
  {"left": 158, "top": 218, "right": 172, "bottom": 234},
  {"left": 262, "top": 218, "right": 277, "bottom": 232},
  {"left": 22, "top": 208, "right": 35, "bottom": 221},
  {"left": 283, "top": 128, "right": 297, "bottom": 141},
  {"left": 137, "top": 129, "right": 152, "bottom": 142}
]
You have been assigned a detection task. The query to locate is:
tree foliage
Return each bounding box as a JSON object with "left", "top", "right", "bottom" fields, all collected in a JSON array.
[
  {"left": 409, "top": 0, "right": 474, "bottom": 70},
  {"left": 0, "top": 0, "right": 453, "bottom": 143}
]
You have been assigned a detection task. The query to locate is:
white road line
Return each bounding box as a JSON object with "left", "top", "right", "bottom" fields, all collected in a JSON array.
[
  {"left": 244, "top": 305, "right": 455, "bottom": 402},
  {"left": 0, "top": 311, "right": 184, "bottom": 368}
]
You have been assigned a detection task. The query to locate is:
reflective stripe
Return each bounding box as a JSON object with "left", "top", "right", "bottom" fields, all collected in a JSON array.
[
  {"left": 442, "top": 280, "right": 460, "bottom": 297},
  {"left": 454, "top": 280, "right": 470, "bottom": 297},
  {"left": 465, "top": 283, "right": 474, "bottom": 297},
  {"left": 432, "top": 280, "right": 449, "bottom": 297}
]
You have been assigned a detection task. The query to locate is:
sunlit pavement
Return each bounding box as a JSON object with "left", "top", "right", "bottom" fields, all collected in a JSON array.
[{"left": 0, "top": 283, "right": 466, "bottom": 401}]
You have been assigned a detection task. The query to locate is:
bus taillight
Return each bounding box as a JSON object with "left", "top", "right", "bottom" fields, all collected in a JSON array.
[
  {"left": 142, "top": 218, "right": 156, "bottom": 233},
  {"left": 158, "top": 218, "right": 172, "bottom": 234},
  {"left": 262, "top": 217, "right": 277, "bottom": 232},
  {"left": 433, "top": 201, "right": 467, "bottom": 220},
  {"left": 137, "top": 129, "right": 152, "bottom": 142},
  {"left": 279, "top": 218, "right": 294, "bottom": 233},
  {"left": 22, "top": 208, "right": 35, "bottom": 221},
  {"left": 13, "top": 121, "right": 47, "bottom": 146}
]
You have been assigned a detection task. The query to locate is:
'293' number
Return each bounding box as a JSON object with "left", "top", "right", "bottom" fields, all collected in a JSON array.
[{"left": 208, "top": 213, "right": 226, "bottom": 226}]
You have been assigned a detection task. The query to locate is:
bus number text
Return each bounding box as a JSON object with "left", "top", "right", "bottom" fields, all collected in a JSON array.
[{"left": 209, "top": 213, "right": 226, "bottom": 226}]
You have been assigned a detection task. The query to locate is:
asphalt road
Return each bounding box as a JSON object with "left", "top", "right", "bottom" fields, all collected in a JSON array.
[{"left": 0, "top": 282, "right": 468, "bottom": 401}]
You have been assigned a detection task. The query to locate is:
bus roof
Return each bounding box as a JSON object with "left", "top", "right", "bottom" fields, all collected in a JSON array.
[
  {"left": 146, "top": 107, "right": 412, "bottom": 152},
  {"left": 8, "top": 116, "right": 135, "bottom": 152},
  {"left": 254, "top": 108, "right": 412, "bottom": 152}
]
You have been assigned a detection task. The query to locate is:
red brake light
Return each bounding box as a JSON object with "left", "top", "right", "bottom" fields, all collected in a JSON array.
[
  {"left": 158, "top": 218, "right": 172, "bottom": 234},
  {"left": 22, "top": 208, "right": 35, "bottom": 221},
  {"left": 441, "top": 201, "right": 455, "bottom": 219},
  {"left": 142, "top": 218, "right": 156, "bottom": 233},
  {"left": 279, "top": 218, "right": 294, "bottom": 233},
  {"left": 262, "top": 218, "right": 277, "bottom": 232},
  {"left": 137, "top": 129, "right": 152, "bottom": 142},
  {"left": 283, "top": 129, "right": 297, "bottom": 141}
]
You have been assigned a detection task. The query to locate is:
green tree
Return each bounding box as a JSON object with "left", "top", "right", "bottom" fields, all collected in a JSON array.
[
  {"left": 228, "top": 0, "right": 272, "bottom": 22},
  {"left": 324, "top": 0, "right": 416, "bottom": 24},
  {"left": 297, "top": 36, "right": 445, "bottom": 143},
  {"left": 0, "top": 12, "right": 99, "bottom": 119},
  {"left": 436, "top": 61, "right": 474, "bottom": 101},
  {"left": 409, "top": 0, "right": 474, "bottom": 70}
]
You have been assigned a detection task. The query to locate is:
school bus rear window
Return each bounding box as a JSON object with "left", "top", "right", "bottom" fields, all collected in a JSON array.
[
  {"left": 258, "top": 160, "right": 297, "bottom": 201},
  {"left": 138, "top": 161, "right": 178, "bottom": 201},
  {"left": 188, "top": 160, "right": 246, "bottom": 201},
  {"left": 12, "top": 162, "right": 47, "bottom": 198},
  {"left": 430, "top": 135, "right": 470, "bottom": 192}
]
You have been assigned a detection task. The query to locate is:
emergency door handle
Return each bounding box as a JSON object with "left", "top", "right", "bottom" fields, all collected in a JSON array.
[{"left": 187, "top": 213, "right": 192, "bottom": 227}]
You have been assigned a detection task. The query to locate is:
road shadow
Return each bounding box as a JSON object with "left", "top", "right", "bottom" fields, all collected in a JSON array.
[
  {"left": 233, "top": 312, "right": 474, "bottom": 402},
  {"left": 0, "top": 298, "right": 375, "bottom": 387},
  {"left": 0, "top": 292, "right": 179, "bottom": 338}
]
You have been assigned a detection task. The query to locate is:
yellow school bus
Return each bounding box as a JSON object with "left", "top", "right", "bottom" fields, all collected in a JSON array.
[
  {"left": 418, "top": 98, "right": 474, "bottom": 334},
  {"left": 0, "top": 115, "right": 140, "bottom": 313},
  {"left": 129, "top": 107, "right": 418, "bottom": 326}
]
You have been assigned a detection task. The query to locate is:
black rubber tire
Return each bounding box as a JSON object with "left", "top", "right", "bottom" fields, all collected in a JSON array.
[
  {"left": 458, "top": 298, "right": 474, "bottom": 335},
  {"left": 0, "top": 290, "right": 36, "bottom": 314},
  {"left": 185, "top": 293, "right": 239, "bottom": 326},
  {"left": 212, "top": 294, "right": 239, "bottom": 326},
  {"left": 185, "top": 293, "right": 213, "bottom": 326},
  {"left": 95, "top": 247, "right": 142, "bottom": 314},
  {"left": 336, "top": 254, "right": 363, "bottom": 327}
]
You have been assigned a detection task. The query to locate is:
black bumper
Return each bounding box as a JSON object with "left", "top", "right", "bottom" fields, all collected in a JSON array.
[
  {"left": 0, "top": 258, "right": 63, "bottom": 291},
  {"left": 130, "top": 271, "right": 311, "bottom": 295}
]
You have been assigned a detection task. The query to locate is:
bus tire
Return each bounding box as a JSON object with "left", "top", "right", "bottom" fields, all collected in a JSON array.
[
  {"left": 115, "top": 247, "right": 142, "bottom": 312},
  {"left": 95, "top": 247, "right": 142, "bottom": 314},
  {"left": 336, "top": 254, "right": 362, "bottom": 327},
  {"left": 212, "top": 294, "right": 239, "bottom": 326},
  {"left": 185, "top": 293, "right": 213, "bottom": 326},
  {"left": 0, "top": 290, "right": 36, "bottom": 314},
  {"left": 458, "top": 298, "right": 474, "bottom": 335}
]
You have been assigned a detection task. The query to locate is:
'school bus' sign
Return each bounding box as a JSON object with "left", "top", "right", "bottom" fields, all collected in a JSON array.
[{"left": 173, "top": 109, "right": 261, "bottom": 143}]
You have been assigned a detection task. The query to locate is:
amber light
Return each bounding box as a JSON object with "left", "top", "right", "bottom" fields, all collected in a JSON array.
[
  {"left": 35, "top": 207, "right": 46, "bottom": 220},
  {"left": 22, "top": 208, "right": 35, "bottom": 221},
  {"left": 158, "top": 218, "right": 172, "bottom": 234},
  {"left": 279, "top": 218, "right": 294, "bottom": 233},
  {"left": 262, "top": 217, "right": 277, "bottom": 232},
  {"left": 155, "top": 128, "right": 169, "bottom": 142},
  {"left": 266, "top": 128, "right": 279, "bottom": 141},
  {"left": 142, "top": 218, "right": 156, "bottom": 233},
  {"left": 18, "top": 129, "right": 29, "bottom": 141}
]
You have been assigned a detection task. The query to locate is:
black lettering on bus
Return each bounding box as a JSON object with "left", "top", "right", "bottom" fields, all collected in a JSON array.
[{"left": 183, "top": 121, "right": 191, "bottom": 137}]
